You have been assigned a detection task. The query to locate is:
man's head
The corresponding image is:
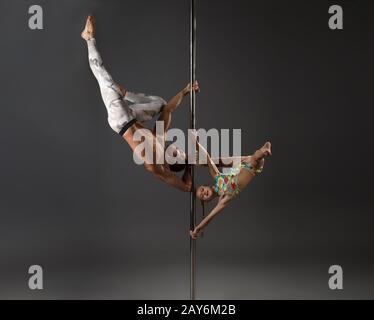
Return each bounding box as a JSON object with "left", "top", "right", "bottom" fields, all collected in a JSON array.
[{"left": 166, "top": 144, "right": 187, "bottom": 172}]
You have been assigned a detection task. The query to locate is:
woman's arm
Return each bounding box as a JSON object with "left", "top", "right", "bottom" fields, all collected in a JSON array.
[
  {"left": 190, "top": 196, "right": 231, "bottom": 239},
  {"left": 193, "top": 138, "right": 220, "bottom": 178}
]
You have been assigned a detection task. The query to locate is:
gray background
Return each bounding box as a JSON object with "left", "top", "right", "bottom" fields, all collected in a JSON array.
[{"left": 0, "top": 0, "right": 373, "bottom": 299}]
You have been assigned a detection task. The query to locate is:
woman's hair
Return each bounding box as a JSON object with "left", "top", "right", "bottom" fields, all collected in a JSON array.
[{"left": 201, "top": 200, "right": 206, "bottom": 220}]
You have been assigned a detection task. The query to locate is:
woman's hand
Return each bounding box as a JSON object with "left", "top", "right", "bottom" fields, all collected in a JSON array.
[
  {"left": 183, "top": 81, "right": 200, "bottom": 96},
  {"left": 190, "top": 228, "right": 201, "bottom": 240}
]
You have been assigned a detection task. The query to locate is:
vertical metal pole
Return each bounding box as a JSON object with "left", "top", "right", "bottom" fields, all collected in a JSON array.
[{"left": 190, "top": 0, "right": 197, "bottom": 301}]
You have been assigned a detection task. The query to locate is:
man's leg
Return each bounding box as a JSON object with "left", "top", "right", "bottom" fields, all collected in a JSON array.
[
  {"left": 126, "top": 92, "right": 167, "bottom": 124},
  {"left": 82, "top": 15, "right": 136, "bottom": 135}
]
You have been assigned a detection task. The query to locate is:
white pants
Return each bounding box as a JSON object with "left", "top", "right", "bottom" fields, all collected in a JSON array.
[{"left": 86, "top": 39, "right": 167, "bottom": 134}]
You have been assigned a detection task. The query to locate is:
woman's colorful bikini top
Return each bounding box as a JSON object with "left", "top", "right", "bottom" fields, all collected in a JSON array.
[
  {"left": 213, "top": 169, "right": 240, "bottom": 197},
  {"left": 212, "top": 162, "right": 263, "bottom": 197}
]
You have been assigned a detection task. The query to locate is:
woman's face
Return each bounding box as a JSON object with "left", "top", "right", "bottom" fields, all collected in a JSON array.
[{"left": 196, "top": 186, "right": 214, "bottom": 202}]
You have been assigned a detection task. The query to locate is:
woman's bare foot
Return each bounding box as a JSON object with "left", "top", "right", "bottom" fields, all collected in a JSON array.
[
  {"left": 190, "top": 229, "right": 199, "bottom": 240},
  {"left": 261, "top": 142, "right": 272, "bottom": 156},
  {"left": 254, "top": 142, "right": 272, "bottom": 161},
  {"left": 81, "top": 15, "right": 95, "bottom": 41}
]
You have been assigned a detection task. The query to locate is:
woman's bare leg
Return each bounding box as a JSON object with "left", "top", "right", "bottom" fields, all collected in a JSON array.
[
  {"left": 236, "top": 142, "right": 272, "bottom": 190},
  {"left": 209, "top": 156, "right": 252, "bottom": 168}
]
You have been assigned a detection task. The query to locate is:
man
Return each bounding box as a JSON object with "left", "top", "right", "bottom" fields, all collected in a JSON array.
[{"left": 81, "top": 15, "right": 198, "bottom": 192}]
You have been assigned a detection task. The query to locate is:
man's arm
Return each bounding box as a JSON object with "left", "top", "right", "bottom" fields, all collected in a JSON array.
[
  {"left": 148, "top": 165, "right": 192, "bottom": 192},
  {"left": 165, "top": 82, "right": 200, "bottom": 111}
]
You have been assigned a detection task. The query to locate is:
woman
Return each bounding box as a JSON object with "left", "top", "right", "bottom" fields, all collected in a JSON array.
[{"left": 190, "top": 140, "right": 272, "bottom": 239}]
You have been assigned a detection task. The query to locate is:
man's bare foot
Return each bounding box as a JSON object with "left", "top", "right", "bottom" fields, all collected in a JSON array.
[{"left": 81, "top": 15, "right": 95, "bottom": 41}]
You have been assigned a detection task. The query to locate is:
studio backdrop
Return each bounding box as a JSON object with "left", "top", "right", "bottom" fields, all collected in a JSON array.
[{"left": 0, "top": 0, "right": 373, "bottom": 299}]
